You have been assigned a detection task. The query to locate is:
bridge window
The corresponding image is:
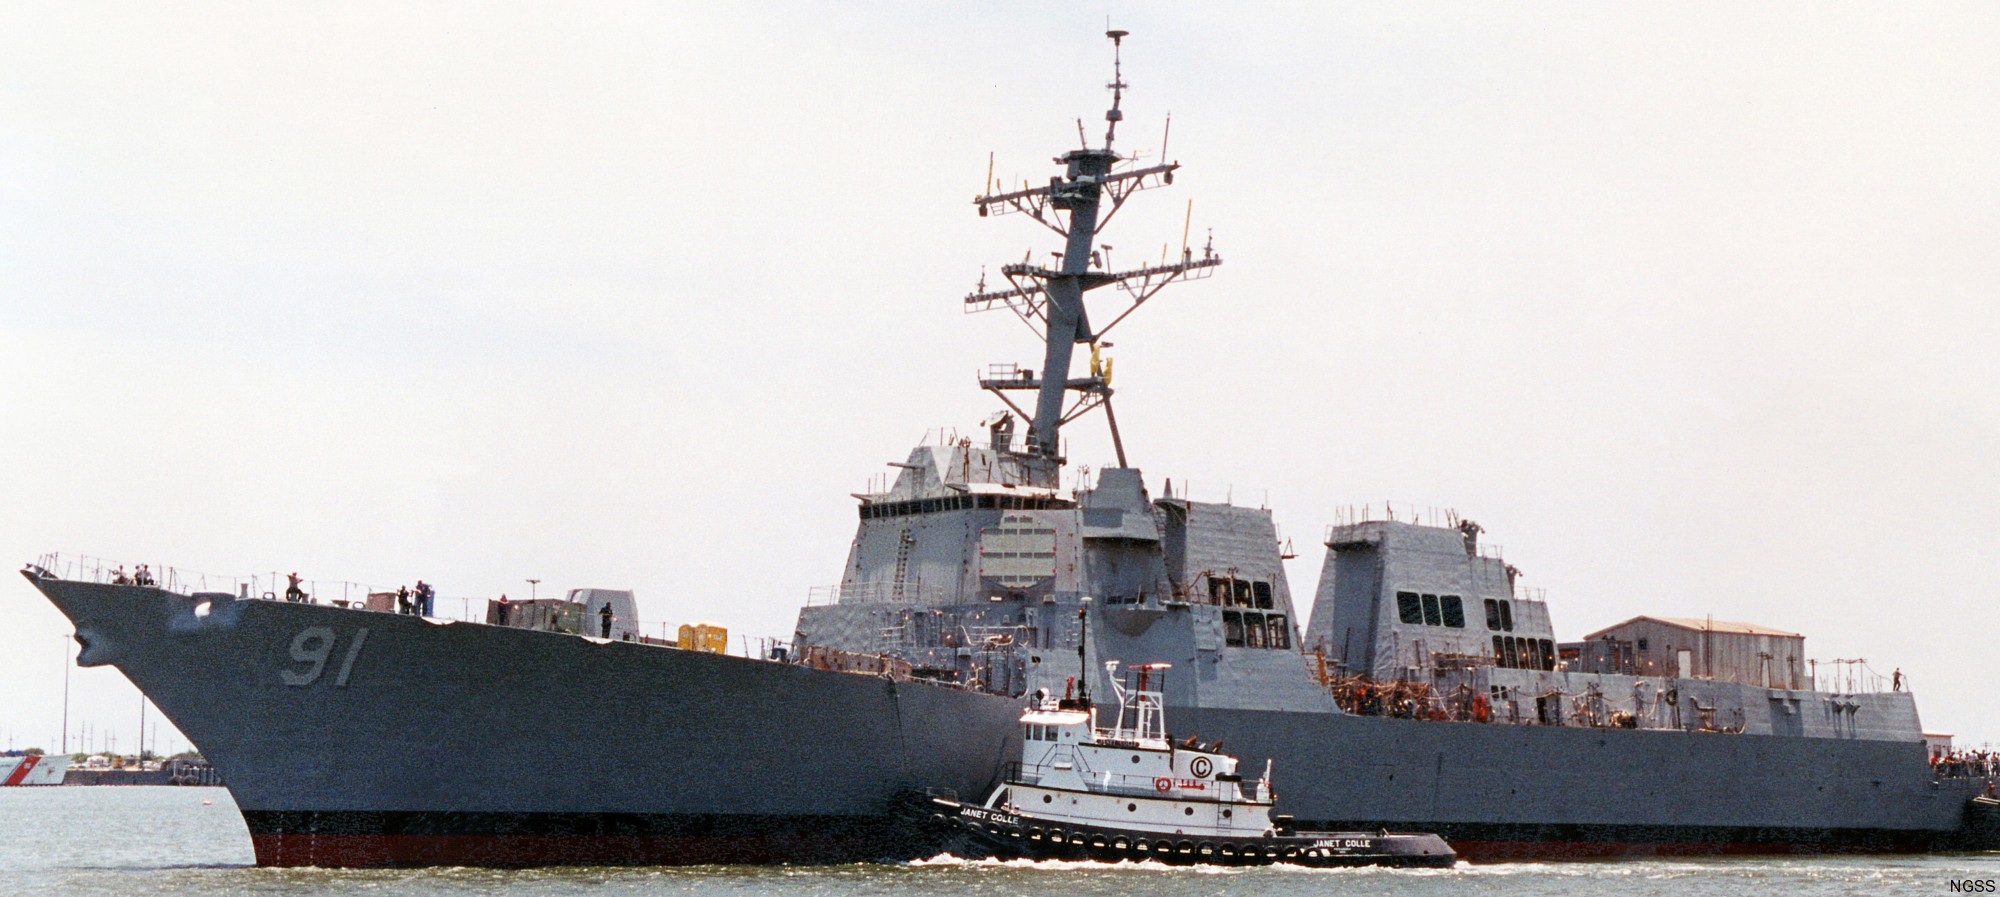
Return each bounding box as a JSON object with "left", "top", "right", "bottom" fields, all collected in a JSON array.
[
  {"left": 1399, "top": 591, "right": 1466, "bottom": 630},
  {"left": 1267, "top": 614, "right": 1291, "bottom": 649},
  {"left": 1207, "top": 576, "right": 1276, "bottom": 610},
  {"left": 1489, "top": 635, "right": 1555, "bottom": 671},
  {"left": 1441, "top": 595, "right": 1465, "bottom": 628},
  {"left": 1222, "top": 610, "right": 1290, "bottom": 650},
  {"left": 1420, "top": 593, "right": 1442, "bottom": 627},
  {"left": 1484, "top": 598, "right": 1500, "bottom": 630},
  {"left": 1397, "top": 592, "right": 1422, "bottom": 624},
  {"left": 861, "top": 494, "right": 1072, "bottom": 519}
]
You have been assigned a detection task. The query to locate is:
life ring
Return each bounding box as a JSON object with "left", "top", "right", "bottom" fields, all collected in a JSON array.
[
  {"left": 1154, "top": 776, "right": 1173, "bottom": 792},
  {"left": 1472, "top": 694, "right": 1492, "bottom": 723}
]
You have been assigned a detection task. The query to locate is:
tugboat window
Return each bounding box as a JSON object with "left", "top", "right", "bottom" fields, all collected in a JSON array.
[
  {"left": 1253, "top": 581, "right": 1273, "bottom": 609},
  {"left": 1044, "top": 794, "right": 1053, "bottom": 803},
  {"left": 1484, "top": 598, "right": 1501, "bottom": 630},
  {"left": 1245, "top": 614, "right": 1266, "bottom": 649},
  {"left": 1223, "top": 611, "right": 1246, "bottom": 648},
  {"left": 1420, "top": 593, "right": 1442, "bottom": 627},
  {"left": 1267, "top": 615, "right": 1290, "bottom": 650},
  {"left": 1441, "top": 595, "right": 1465, "bottom": 628},
  {"left": 1499, "top": 600, "right": 1514, "bottom": 632},
  {"left": 1232, "top": 580, "right": 1253, "bottom": 607},
  {"left": 1398, "top": 592, "right": 1423, "bottom": 625}
]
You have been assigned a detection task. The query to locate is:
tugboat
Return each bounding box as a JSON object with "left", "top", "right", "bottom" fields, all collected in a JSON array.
[{"left": 926, "top": 609, "right": 1455, "bottom": 868}]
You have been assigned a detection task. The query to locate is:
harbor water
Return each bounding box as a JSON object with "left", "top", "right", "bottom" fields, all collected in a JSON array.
[{"left": 2, "top": 787, "right": 1995, "bottom": 896}]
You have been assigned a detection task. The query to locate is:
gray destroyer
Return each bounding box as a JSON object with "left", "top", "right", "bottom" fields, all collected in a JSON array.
[{"left": 23, "top": 32, "right": 1999, "bottom": 865}]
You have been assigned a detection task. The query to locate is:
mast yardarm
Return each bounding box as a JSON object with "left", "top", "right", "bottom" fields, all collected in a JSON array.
[{"left": 968, "top": 30, "right": 1220, "bottom": 482}]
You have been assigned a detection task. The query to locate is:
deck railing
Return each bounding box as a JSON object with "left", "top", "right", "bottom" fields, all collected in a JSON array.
[{"left": 28, "top": 552, "right": 794, "bottom": 662}]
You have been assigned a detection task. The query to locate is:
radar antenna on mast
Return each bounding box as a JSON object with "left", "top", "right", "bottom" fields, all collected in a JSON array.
[
  {"left": 966, "top": 30, "right": 1221, "bottom": 484},
  {"left": 1104, "top": 29, "right": 1128, "bottom": 150}
]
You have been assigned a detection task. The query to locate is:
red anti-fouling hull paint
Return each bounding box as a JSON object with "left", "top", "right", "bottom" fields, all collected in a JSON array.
[
  {"left": 252, "top": 832, "right": 911, "bottom": 868},
  {"left": 252, "top": 830, "right": 1949, "bottom": 867},
  {"left": 242, "top": 810, "right": 940, "bottom": 867},
  {"left": 1450, "top": 838, "right": 1922, "bottom": 861}
]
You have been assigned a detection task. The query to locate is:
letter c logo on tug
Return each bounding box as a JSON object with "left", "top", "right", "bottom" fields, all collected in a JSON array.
[
  {"left": 1191, "top": 757, "right": 1213, "bottom": 778},
  {"left": 1154, "top": 777, "right": 1172, "bottom": 793}
]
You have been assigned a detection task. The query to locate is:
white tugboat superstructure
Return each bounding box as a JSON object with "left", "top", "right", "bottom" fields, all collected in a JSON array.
[{"left": 998, "top": 662, "right": 1279, "bottom": 841}]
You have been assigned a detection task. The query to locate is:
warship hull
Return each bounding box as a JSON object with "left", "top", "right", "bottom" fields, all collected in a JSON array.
[
  {"left": 26, "top": 573, "right": 1024, "bottom": 867},
  {"left": 1187, "top": 706, "right": 1992, "bottom": 859},
  {"left": 27, "top": 571, "right": 1995, "bottom": 864}
]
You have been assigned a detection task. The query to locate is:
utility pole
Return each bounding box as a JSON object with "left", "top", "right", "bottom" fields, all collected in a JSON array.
[{"left": 527, "top": 579, "right": 540, "bottom": 600}]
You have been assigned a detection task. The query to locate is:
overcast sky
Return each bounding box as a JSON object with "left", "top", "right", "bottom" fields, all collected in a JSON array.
[{"left": 4, "top": 2, "right": 1997, "bottom": 754}]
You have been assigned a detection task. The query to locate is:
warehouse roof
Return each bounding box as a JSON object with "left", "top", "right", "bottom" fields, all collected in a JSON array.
[{"left": 1583, "top": 615, "right": 1802, "bottom": 640}]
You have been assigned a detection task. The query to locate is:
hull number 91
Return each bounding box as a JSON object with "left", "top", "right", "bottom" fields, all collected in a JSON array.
[{"left": 280, "top": 626, "right": 369, "bottom": 687}]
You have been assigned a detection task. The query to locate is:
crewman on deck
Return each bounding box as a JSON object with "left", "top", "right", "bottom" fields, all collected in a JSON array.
[
  {"left": 415, "top": 580, "right": 434, "bottom": 616},
  {"left": 599, "top": 602, "right": 614, "bottom": 638},
  {"left": 285, "top": 572, "right": 306, "bottom": 603},
  {"left": 111, "top": 565, "right": 130, "bottom": 585}
]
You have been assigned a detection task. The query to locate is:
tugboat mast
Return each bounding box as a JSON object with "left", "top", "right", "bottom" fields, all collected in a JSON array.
[{"left": 969, "top": 30, "right": 1221, "bottom": 485}]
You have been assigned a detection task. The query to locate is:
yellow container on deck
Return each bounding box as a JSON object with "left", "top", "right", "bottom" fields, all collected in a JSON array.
[{"left": 677, "top": 623, "right": 728, "bottom": 653}]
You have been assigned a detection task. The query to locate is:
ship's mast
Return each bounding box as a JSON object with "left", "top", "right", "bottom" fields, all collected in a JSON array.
[{"left": 969, "top": 30, "right": 1220, "bottom": 485}]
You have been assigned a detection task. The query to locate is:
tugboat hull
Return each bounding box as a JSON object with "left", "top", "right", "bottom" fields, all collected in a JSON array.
[{"left": 929, "top": 798, "right": 1456, "bottom": 868}]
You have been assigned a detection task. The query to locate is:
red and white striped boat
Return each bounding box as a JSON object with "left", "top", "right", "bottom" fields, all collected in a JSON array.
[{"left": 0, "top": 754, "right": 71, "bottom": 786}]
